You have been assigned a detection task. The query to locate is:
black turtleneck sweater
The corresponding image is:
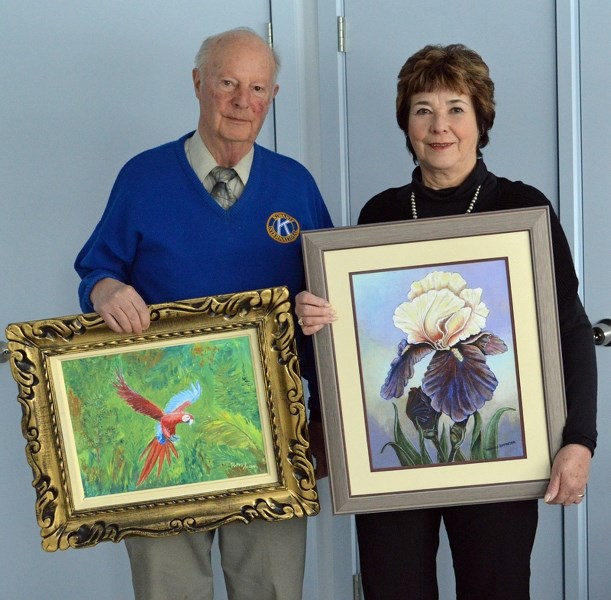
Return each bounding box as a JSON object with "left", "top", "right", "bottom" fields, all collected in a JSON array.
[{"left": 358, "top": 160, "right": 597, "bottom": 453}]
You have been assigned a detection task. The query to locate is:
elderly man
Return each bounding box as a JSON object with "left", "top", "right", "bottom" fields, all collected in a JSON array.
[{"left": 75, "top": 27, "right": 332, "bottom": 600}]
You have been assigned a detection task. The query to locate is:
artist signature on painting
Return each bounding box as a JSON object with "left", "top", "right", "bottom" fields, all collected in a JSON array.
[{"left": 485, "top": 440, "right": 517, "bottom": 453}]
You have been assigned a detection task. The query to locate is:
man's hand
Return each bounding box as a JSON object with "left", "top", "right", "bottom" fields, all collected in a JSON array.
[
  {"left": 90, "top": 278, "right": 150, "bottom": 334},
  {"left": 544, "top": 443, "right": 591, "bottom": 506}
]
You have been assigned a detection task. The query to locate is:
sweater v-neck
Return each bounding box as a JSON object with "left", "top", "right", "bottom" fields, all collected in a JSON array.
[{"left": 176, "top": 133, "right": 262, "bottom": 216}]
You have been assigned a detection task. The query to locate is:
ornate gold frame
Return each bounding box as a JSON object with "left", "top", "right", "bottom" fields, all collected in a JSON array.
[{"left": 6, "top": 287, "right": 318, "bottom": 551}]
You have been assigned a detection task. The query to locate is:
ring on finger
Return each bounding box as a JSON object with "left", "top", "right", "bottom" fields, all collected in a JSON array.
[
  {"left": 577, "top": 493, "right": 585, "bottom": 498},
  {"left": 298, "top": 317, "right": 305, "bottom": 327}
]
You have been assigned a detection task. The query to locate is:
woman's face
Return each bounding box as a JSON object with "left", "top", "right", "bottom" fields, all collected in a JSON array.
[{"left": 407, "top": 89, "right": 479, "bottom": 188}]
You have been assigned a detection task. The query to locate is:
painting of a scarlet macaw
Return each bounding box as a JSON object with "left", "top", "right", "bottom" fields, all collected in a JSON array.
[
  {"left": 61, "top": 336, "right": 266, "bottom": 498},
  {"left": 114, "top": 372, "right": 201, "bottom": 486}
]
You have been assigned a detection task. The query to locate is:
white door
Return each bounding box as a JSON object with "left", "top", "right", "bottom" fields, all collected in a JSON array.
[
  {"left": 581, "top": 1, "right": 611, "bottom": 597},
  {"left": 323, "top": 1, "right": 573, "bottom": 597},
  {"left": 0, "top": 3, "right": 340, "bottom": 599}
]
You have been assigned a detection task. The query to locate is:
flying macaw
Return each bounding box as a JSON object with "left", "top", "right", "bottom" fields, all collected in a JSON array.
[{"left": 114, "top": 372, "right": 201, "bottom": 486}]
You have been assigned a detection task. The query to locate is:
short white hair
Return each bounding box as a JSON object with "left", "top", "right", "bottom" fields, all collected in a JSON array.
[{"left": 194, "top": 27, "right": 280, "bottom": 84}]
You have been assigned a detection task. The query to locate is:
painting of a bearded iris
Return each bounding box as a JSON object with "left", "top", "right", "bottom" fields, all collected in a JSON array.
[{"left": 351, "top": 261, "right": 525, "bottom": 470}]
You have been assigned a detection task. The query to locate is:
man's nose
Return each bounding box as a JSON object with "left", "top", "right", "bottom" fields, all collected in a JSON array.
[{"left": 232, "top": 87, "right": 250, "bottom": 108}]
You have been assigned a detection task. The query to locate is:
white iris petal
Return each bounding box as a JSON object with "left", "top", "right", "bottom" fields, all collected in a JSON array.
[
  {"left": 394, "top": 272, "right": 489, "bottom": 350},
  {"left": 408, "top": 271, "right": 467, "bottom": 301}
]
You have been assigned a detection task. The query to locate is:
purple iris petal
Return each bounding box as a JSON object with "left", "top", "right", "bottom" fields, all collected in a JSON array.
[
  {"left": 381, "top": 340, "right": 434, "bottom": 399},
  {"left": 469, "top": 331, "right": 508, "bottom": 355},
  {"left": 422, "top": 344, "right": 499, "bottom": 422}
]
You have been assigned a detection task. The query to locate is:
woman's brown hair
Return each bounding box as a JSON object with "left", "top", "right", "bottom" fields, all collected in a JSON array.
[{"left": 396, "top": 44, "right": 496, "bottom": 162}]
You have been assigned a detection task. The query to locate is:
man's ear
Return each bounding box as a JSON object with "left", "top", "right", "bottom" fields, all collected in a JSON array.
[{"left": 192, "top": 68, "right": 202, "bottom": 97}]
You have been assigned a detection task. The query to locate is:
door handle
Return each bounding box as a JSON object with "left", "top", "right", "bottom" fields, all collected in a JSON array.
[
  {"left": 593, "top": 319, "right": 611, "bottom": 346},
  {"left": 0, "top": 341, "right": 8, "bottom": 364}
]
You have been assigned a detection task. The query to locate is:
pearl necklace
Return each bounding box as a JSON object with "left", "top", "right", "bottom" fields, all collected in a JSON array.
[{"left": 410, "top": 184, "right": 481, "bottom": 220}]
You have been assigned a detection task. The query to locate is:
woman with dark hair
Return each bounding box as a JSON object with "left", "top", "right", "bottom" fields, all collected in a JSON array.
[{"left": 296, "top": 44, "right": 597, "bottom": 599}]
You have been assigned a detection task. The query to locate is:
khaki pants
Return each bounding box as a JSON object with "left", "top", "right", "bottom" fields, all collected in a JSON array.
[{"left": 125, "top": 517, "right": 307, "bottom": 600}]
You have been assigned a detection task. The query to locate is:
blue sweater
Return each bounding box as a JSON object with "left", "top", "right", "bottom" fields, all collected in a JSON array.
[
  {"left": 76, "top": 133, "right": 332, "bottom": 308},
  {"left": 75, "top": 133, "right": 333, "bottom": 415}
]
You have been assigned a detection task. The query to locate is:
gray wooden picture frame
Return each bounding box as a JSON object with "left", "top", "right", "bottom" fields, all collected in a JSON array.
[{"left": 302, "top": 207, "right": 566, "bottom": 514}]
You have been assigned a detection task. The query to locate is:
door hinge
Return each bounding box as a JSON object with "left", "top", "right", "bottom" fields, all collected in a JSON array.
[
  {"left": 338, "top": 16, "right": 346, "bottom": 53},
  {"left": 266, "top": 21, "right": 273, "bottom": 49},
  {"left": 353, "top": 573, "right": 362, "bottom": 600}
]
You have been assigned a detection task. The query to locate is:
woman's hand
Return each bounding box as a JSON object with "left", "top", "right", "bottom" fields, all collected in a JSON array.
[
  {"left": 544, "top": 443, "right": 591, "bottom": 506},
  {"left": 295, "top": 290, "right": 336, "bottom": 335}
]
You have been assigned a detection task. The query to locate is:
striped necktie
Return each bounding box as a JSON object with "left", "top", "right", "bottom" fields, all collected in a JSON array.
[{"left": 209, "top": 166, "right": 238, "bottom": 209}]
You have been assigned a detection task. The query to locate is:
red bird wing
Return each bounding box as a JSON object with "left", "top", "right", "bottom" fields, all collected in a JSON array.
[
  {"left": 172, "top": 400, "right": 192, "bottom": 414},
  {"left": 114, "top": 373, "right": 164, "bottom": 421}
]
